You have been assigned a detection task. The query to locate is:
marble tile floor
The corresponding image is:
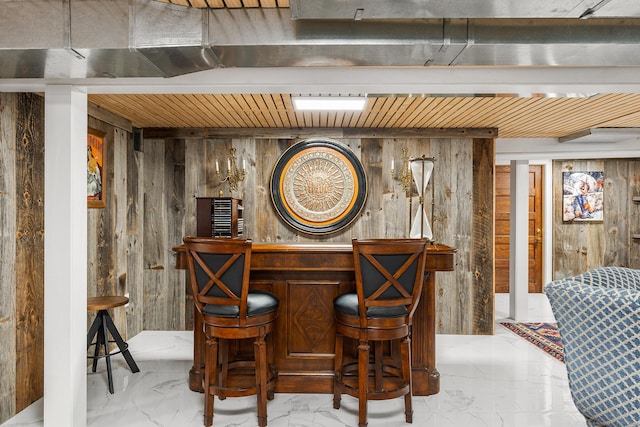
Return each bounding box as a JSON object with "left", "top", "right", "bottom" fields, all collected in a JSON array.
[{"left": 2, "top": 293, "right": 587, "bottom": 427}]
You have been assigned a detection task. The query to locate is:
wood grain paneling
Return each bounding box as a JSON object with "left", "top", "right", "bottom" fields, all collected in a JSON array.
[
  {"left": 253, "top": 139, "right": 283, "bottom": 242},
  {"left": 604, "top": 160, "right": 630, "bottom": 267},
  {"left": 113, "top": 128, "right": 130, "bottom": 334},
  {"left": 0, "top": 95, "right": 149, "bottom": 423},
  {"left": 89, "top": 92, "right": 640, "bottom": 139},
  {"left": 431, "top": 138, "right": 474, "bottom": 334},
  {"left": 165, "top": 139, "right": 186, "bottom": 330},
  {"left": 472, "top": 138, "right": 495, "bottom": 335},
  {"left": 357, "top": 138, "right": 383, "bottom": 239},
  {"left": 286, "top": 280, "right": 340, "bottom": 356},
  {"left": 183, "top": 140, "right": 201, "bottom": 331},
  {"left": 381, "top": 138, "right": 407, "bottom": 238},
  {"left": 126, "top": 137, "right": 144, "bottom": 337},
  {"left": 631, "top": 161, "right": 640, "bottom": 269},
  {"left": 14, "top": 93, "right": 45, "bottom": 414},
  {"left": 142, "top": 139, "right": 187, "bottom": 331},
  {"left": 0, "top": 93, "right": 18, "bottom": 424},
  {"left": 552, "top": 159, "right": 640, "bottom": 279},
  {"left": 172, "top": 135, "right": 489, "bottom": 334},
  {"left": 143, "top": 140, "right": 169, "bottom": 330}
]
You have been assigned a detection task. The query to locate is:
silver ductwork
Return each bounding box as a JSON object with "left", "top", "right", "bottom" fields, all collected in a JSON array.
[
  {"left": 0, "top": 0, "right": 221, "bottom": 78},
  {"left": 209, "top": 10, "right": 640, "bottom": 68},
  {"left": 289, "top": 0, "right": 640, "bottom": 19},
  {"left": 1, "top": 0, "right": 640, "bottom": 79}
]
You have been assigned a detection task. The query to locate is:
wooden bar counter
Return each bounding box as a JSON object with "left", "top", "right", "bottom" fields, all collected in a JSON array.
[{"left": 173, "top": 242, "right": 455, "bottom": 396}]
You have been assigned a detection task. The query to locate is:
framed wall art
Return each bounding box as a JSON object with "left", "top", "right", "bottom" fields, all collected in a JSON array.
[
  {"left": 270, "top": 138, "right": 368, "bottom": 235},
  {"left": 562, "top": 171, "right": 604, "bottom": 223},
  {"left": 87, "top": 127, "right": 106, "bottom": 208}
]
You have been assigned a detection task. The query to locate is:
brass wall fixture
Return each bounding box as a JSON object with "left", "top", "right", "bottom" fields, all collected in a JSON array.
[
  {"left": 391, "top": 146, "right": 413, "bottom": 196},
  {"left": 216, "top": 147, "right": 246, "bottom": 191}
]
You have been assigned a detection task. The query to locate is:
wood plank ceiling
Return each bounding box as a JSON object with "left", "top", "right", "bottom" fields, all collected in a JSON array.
[
  {"left": 88, "top": 93, "right": 640, "bottom": 139},
  {"left": 87, "top": 1, "right": 640, "bottom": 138}
]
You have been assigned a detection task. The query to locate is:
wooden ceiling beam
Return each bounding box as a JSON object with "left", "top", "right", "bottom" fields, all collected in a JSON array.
[{"left": 142, "top": 127, "right": 498, "bottom": 139}]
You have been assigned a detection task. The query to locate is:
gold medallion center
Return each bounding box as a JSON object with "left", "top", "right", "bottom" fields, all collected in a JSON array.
[{"left": 283, "top": 150, "right": 355, "bottom": 223}]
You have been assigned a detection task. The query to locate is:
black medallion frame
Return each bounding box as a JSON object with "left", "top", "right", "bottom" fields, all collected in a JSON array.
[{"left": 270, "top": 138, "right": 368, "bottom": 235}]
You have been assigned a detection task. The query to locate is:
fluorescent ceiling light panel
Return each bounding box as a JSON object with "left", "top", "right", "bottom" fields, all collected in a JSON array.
[
  {"left": 292, "top": 96, "right": 367, "bottom": 111},
  {"left": 559, "top": 128, "right": 640, "bottom": 143}
]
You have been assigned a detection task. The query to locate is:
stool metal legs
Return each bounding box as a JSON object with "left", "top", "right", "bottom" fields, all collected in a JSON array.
[{"left": 87, "top": 309, "right": 140, "bottom": 393}]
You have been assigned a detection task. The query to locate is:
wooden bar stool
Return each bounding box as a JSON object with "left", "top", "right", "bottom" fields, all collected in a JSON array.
[
  {"left": 184, "top": 237, "right": 279, "bottom": 427},
  {"left": 87, "top": 295, "right": 140, "bottom": 394},
  {"left": 333, "top": 238, "right": 429, "bottom": 427}
]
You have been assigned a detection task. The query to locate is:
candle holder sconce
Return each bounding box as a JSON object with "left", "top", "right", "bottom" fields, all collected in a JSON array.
[
  {"left": 391, "top": 146, "right": 413, "bottom": 196},
  {"left": 216, "top": 147, "right": 246, "bottom": 191}
]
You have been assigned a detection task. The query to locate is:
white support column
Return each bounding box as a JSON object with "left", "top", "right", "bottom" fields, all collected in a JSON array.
[
  {"left": 44, "top": 86, "right": 87, "bottom": 427},
  {"left": 509, "top": 160, "right": 529, "bottom": 321}
]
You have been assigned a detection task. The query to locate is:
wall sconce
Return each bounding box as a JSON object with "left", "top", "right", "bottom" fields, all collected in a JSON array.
[
  {"left": 216, "top": 147, "right": 246, "bottom": 191},
  {"left": 391, "top": 146, "right": 413, "bottom": 195}
]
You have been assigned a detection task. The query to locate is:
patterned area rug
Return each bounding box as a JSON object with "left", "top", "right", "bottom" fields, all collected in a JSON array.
[{"left": 499, "top": 322, "right": 564, "bottom": 363}]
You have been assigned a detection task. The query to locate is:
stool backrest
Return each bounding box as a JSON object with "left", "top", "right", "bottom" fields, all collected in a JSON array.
[
  {"left": 183, "top": 237, "right": 252, "bottom": 319},
  {"left": 352, "top": 238, "right": 429, "bottom": 326}
]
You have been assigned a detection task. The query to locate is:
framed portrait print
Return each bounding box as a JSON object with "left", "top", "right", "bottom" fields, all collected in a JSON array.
[
  {"left": 562, "top": 171, "right": 604, "bottom": 222},
  {"left": 87, "top": 128, "right": 106, "bottom": 208}
]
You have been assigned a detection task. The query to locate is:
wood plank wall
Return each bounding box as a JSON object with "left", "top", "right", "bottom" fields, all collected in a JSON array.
[
  {"left": 163, "top": 135, "right": 495, "bottom": 336},
  {"left": 14, "top": 93, "right": 45, "bottom": 419},
  {"left": 0, "top": 93, "right": 45, "bottom": 421},
  {"left": 553, "top": 159, "right": 640, "bottom": 278},
  {"left": 0, "top": 94, "right": 145, "bottom": 424},
  {"left": 86, "top": 116, "right": 139, "bottom": 342},
  {"left": 0, "top": 93, "right": 18, "bottom": 422},
  {"left": 632, "top": 162, "right": 640, "bottom": 268},
  {"left": 472, "top": 139, "right": 496, "bottom": 334},
  {"left": 142, "top": 139, "right": 186, "bottom": 331}
]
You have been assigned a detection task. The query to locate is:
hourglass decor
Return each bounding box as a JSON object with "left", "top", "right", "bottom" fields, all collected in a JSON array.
[{"left": 409, "top": 156, "right": 436, "bottom": 240}]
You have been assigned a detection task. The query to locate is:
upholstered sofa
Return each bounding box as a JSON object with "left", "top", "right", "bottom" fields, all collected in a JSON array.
[{"left": 545, "top": 267, "right": 640, "bottom": 427}]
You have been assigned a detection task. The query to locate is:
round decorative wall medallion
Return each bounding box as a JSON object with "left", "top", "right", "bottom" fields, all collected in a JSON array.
[{"left": 270, "top": 139, "right": 368, "bottom": 235}]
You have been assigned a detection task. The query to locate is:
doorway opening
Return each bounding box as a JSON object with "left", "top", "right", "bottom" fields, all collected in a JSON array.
[{"left": 495, "top": 165, "right": 544, "bottom": 293}]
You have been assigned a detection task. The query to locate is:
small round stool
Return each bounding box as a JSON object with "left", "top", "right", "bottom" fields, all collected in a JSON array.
[{"left": 87, "top": 296, "right": 140, "bottom": 394}]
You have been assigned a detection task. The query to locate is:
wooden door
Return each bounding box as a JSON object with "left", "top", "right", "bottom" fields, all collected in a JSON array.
[{"left": 495, "top": 165, "right": 544, "bottom": 293}]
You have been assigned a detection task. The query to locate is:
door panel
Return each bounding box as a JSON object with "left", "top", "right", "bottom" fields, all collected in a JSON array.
[{"left": 495, "top": 165, "right": 544, "bottom": 293}]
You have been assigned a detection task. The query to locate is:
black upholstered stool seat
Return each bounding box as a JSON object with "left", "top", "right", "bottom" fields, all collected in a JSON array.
[
  {"left": 334, "top": 292, "right": 409, "bottom": 318},
  {"left": 203, "top": 290, "right": 279, "bottom": 318},
  {"left": 87, "top": 296, "right": 139, "bottom": 394}
]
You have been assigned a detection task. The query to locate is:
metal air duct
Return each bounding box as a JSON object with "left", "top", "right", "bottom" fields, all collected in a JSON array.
[{"left": 1, "top": 1, "right": 640, "bottom": 79}]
